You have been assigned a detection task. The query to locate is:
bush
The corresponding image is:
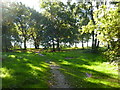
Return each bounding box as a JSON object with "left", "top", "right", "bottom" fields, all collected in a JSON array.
[{"left": 104, "top": 49, "right": 120, "bottom": 64}]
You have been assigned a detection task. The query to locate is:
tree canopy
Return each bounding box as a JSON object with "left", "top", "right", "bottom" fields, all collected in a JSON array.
[{"left": 2, "top": 1, "right": 120, "bottom": 61}]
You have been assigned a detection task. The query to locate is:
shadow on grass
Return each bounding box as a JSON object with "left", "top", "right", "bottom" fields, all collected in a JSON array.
[
  {"left": 2, "top": 49, "right": 119, "bottom": 88},
  {"left": 61, "top": 65, "right": 118, "bottom": 87},
  {"left": 2, "top": 51, "right": 50, "bottom": 88},
  {"left": 44, "top": 49, "right": 119, "bottom": 88}
]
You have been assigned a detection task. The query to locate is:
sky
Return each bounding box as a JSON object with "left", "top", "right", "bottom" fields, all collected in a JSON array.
[
  {"left": 6, "top": 0, "right": 114, "bottom": 12},
  {"left": 6, "top": 0, "right": 77, "bottom": 12},
  {"left": 8, "top": 0, "right": 41, "bottom": 11},
  {"left": 6, "top": 0, "right": 66, "bottom": 11}
]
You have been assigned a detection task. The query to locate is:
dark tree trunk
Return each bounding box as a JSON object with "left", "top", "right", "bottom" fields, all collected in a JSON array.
[
  {"left": 90, "top": 3, "right": 96, "bottom": 50},
  {"left": 57, "top": 38, "right": 60, "bottom": 51},
  {"left": 87, "top": 41, "right": 88, "bottom": 48},
  {"left": 75, "top": 43, "right": 77, "bottom": 48},
  {"left": 94, "top": 35, "right": 97, "bottom": 47},
  {"left": 111, "top": 41, "right": 115, "bottom": 50},
  {"left": 107, "top": 42, "right": 110, "bottom": 49},
  {"left": 97, "top": 41, "right": 100, "bottom": 48},
  {"left": 35, "top": 43, "right": 39, "bottom": 49},
  {"left": 24, "top": 38, "right": 27, "bottom": 50},
  {"left": 82, "top": 42, "right": 84, "bottom": 49},
  {"left": 52, "top": 40, "right": 55, "bottom": 51},
  {"left": 34, "top": 41, "right": 39, "bottom": 49},
  {"left": 81, "top": 38, "right": 84, "bottom": 49},
  {"left": 92, "top": 31, "right": 95, "bottom": 49}
]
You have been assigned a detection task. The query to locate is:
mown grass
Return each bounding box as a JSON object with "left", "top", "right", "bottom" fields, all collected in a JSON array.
[
  {"left": 1, "top": 51, "right": 51, "bottom": 88},
  {"left": 44, "top": 49, "right": 119, "bottom": 88},
  {"left": 1, "top": 49, "right": 119, "bottom": 88}
]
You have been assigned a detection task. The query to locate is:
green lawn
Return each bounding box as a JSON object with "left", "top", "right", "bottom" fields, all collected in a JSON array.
[
  {"left": 1, "top": 51, "right": 51, "bottom": 88},
  {"left": 1, "top": 49, "right": 119, "bottom": 88}
]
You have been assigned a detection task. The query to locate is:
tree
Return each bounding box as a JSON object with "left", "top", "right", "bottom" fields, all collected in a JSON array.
[
  {"left": 29, "top": 8, "right": 45, "bottom": 49},
  {"left": 40, "top": 1, "right": 91, "bottom": 51},
  {"left": 40, "top": 1, "right": 79, "bottom": 51},
  {"left": 2, "top": 2, "right": 21, "bottom": 51},
  {"left": 13, "top": 2, "right": 33, "bottom": 50},
  {"left": 94, "top": 3, "right": 120, "bottom": 61},
  {"left": 84, "top": 33, "right": 91, "bottom": 48}
]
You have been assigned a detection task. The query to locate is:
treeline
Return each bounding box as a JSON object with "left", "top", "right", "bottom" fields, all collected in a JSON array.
[
  {"left": 2, "top": 1, "right": 91, "bottom": 51},
  {"left": 2, "top": 1, "right": 120, "bottom": 61}
]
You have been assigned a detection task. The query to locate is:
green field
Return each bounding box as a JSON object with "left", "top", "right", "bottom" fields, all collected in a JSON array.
[{"left": 1, "top": 49, "right": 119, "bottom": 88}]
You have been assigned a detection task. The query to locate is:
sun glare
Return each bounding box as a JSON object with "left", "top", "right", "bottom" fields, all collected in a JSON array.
[
  {"left": 8, "top": 0, "right": 40, "bottom": 11},
  {"left": 8, "top": 0, "right": 76, "bottom": 11}
]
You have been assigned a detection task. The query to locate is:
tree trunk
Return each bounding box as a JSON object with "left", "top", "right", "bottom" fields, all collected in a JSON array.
[
  {"left": 34, "top": 43, "right": 39, "bottom": 49},
  {"left": 92, "top": 31, "right": 95, "bottom": 49},
  {"left": 97, "top": 41, "right": 100, "bottom": 48},
  {"left": 75, "top": 43, "right": 77, "bottom": 48},
  {"left": 90, "top": 3, "right": 96, "bottom": 50},
  {"left": 95, "top": 37, "right": 97, "bottom": 47},
  {"left": 94, "top": 33, "right": 98, "bottom": 50},
  {"left": 94, "top": 39, "right": 97, "bottom": 49},
  {"left": 82, "top": 38, "right": 84, "bottom": 49},
  {"left": 57, "top": 38, "right": 60, "bottom": 51},
  {"left": 52, "top": 40, "right": 55, "bottom": 51},
  {"left": 87, "top": 41, "right": 88, "bottom": 48},
  {"left": 82, "top": 42, "right": 84, "bottom": 49},
  {"left": 107, "top": 41, "right": 110, "bottom": 49},
  {"left": 24, "top": 38, "right": 27, "bottom": 50},
  {"left": 34, "top": 40, "right": 39, "bottom": 49},
  {"left": 108, "top": 44, "right": 110, "bottom": 49}
]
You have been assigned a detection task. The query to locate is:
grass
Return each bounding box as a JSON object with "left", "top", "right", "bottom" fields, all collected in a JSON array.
[
  {"left": 1, "top": 49, "right": 119, "bottom": 88},
  {"left": 44, "top": 49, "right": 119, "bottom": 88},
  {"left": 1, "top": 51, "right": 51, "bottom": 88}
]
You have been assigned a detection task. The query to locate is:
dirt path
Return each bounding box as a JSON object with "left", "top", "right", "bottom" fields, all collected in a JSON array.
[{"left": 48, "top": 61, "right": 71, "bottom": 88}]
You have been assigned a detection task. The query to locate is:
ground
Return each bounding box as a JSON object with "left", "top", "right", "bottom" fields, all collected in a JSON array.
[
  {"left": 48, "top": 61, "right": 70, "bottom": 88},
  {"left": 1, "top": 48, "right": 119, "bottom": 88}
]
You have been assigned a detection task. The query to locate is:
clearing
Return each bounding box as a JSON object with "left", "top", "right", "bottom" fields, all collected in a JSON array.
[{"left": 1, "top": 49, "right": 119, "bottom": 88}]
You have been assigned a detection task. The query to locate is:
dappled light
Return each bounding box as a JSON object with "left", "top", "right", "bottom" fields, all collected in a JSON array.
[
  {"left": 1, "top": 51, "right": 50, "bottom": 88},
  {"left": 43, "top": 49, "right": 119, "bottom": 88},
  {"left": 27, "top": 63, "right": 45, "bottom": 72},
  {"left": 2, "top": 48, "right": 119, "bottom": 88},
  {"left": 1, "top": 0, "right": 120, "bottom": 88},
  {"left": 0, "top": 68, "right": 12, "bottom": 78},
  {"left": 8, "top": 55, "right": 16, "bottom": 58},
  {"left": 61, "top": 61, "right": 72, "bottom": 65}
]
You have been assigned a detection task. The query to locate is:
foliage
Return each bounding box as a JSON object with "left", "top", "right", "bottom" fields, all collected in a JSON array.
[
  {"left": 2, "top": 1, "right": 119, "bottom": 56},
  {"left": 29, "top": 8, "right": 45, "bottom": 49},
  {"left": 13, "top": 2, "right": 33, "bottom": 49},
  {"left": 2, "top": 2, "right": 21, "bottom": 51},
  {"left": 40, "top": 1, "right": 90, "bottom": 50},
  {"left": 1, "top": 1, "right": 120, "bottom": 88},
  {"left": 94, "top": 3, "right": 120, "bottom": 61}
]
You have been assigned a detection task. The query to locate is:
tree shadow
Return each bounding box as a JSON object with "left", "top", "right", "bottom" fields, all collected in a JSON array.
[
  {"left": 60, "top": 65, "right": 118, "bottom": 88},
  {"left": 2, "top": 52, "right": 50, "bottom": 88},
  {"left": 44, "top": 49, "right": 119, "bottom": 88}
]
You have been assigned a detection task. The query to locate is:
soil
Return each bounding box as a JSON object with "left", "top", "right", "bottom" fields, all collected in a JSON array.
[{"left": 48, "top": 61, "right": 71, "bottom": 88}]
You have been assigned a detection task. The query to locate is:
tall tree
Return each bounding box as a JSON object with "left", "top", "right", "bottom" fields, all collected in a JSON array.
[
  {"left": 40, "top": 1, "right": 80, "bottom": 51},
  {"left": 13, "top": 2, "right": 32, "bottom": 50},
  {"left": 2, "top": 2, "right": 21, "bottom": 51},
  {"left": 95, "top": 3, "right": 120, "bottom": 60},
  {"left": 29, "top": 8, "right": 45, "bottom": 49}
]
